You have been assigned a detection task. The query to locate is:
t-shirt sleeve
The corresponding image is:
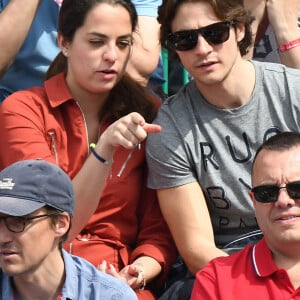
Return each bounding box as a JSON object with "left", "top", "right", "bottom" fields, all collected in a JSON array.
[{"left": 146, "top": 103, "right": 197, "bottom": 189}]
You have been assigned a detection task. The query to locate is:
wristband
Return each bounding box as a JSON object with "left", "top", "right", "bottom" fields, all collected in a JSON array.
[
  {"left": 278, "top": 37, "right": 300, "bottom": 52},
  {"left": 89, "top": 143, "right": 109, "bottom": 165}
]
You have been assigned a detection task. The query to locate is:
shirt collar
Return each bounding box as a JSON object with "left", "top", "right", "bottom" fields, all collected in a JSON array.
[
  {"left": 60, "top": 249, "right": 78, "bottom": 300},
  {"left": 251, "top": 237, "right": 279, "bottom": 277},
  {"left": 44, "top": 73, "right": 74, "bottom": 108}
]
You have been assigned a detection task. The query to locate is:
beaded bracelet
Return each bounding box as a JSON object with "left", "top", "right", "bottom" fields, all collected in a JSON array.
[
  {"left": 89, "top": 143, "right": 109, "bottom": 165},
  {"left": 136, "top": 269, "right": 146, "bottom": 291},
  {"left": 278, "top": 37, "right": 300, "bottom": 52}
]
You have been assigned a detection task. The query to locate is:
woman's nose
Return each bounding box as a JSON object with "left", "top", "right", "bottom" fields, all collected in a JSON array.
[{"left": 103, "top": 44, "right": 118, "bottom": 62}]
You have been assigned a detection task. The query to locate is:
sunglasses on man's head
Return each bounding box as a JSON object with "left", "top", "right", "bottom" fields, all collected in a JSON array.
[
  {"left": 251, "top": 181, "right": 300, "bottom": 203},
  {"left": 167, "top": 20, "right": 236, "bottom": 51}
]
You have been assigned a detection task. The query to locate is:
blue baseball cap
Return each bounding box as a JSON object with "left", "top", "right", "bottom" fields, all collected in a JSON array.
[{"left": 0, "top": 159, "right": 74, "bottom": 216}]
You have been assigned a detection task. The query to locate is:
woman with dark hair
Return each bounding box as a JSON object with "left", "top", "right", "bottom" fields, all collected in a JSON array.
[{"left": 0, "top": 0, "right": 176, "bottom": 299}]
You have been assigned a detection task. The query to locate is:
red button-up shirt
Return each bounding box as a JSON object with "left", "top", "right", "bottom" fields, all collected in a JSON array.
[{"left": 0, "top": 73, "right": 176, "bottom": 285}]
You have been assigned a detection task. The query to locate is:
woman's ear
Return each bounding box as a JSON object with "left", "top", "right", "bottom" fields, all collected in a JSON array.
[{"left": 57, "top": 32, "right": 70, "bottom": 57}]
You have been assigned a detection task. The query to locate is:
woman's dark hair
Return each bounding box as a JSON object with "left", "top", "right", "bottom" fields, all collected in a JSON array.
[
  {"left": 158, "top": 0, "right": 254, "bottom": 60},
  {"left": 46, "top": 0, "right": 157, "bottom": 123}
]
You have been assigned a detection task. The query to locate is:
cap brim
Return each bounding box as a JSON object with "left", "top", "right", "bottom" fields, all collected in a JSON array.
[{"left": 0, "top": 197, "right": 46, "bottom": 216}]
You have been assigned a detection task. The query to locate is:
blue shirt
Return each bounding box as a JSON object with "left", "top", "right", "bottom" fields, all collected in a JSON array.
[
  {"left": 0, "top": 0, "right": 60, "bottom": 102},
  {"left": 133, "top": 0, "right": 161, "bottom": 17},
  {"left": 0, "top": 249, "right": 137, "bottom": 300}
]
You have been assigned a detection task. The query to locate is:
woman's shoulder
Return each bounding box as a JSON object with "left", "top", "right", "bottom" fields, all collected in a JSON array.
[{"left": 1, "top": 86, "right": 48, "bottom": 112}]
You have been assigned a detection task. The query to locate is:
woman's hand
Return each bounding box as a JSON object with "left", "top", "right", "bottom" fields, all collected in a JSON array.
[
  {"left": 98, "top": 260, "right": 145, "bottom": 290},
  {"left": 94, "top": 112, "right": 161, "bottom": 162}
]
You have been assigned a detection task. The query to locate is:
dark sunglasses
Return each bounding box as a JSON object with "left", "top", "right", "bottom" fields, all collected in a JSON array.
[
  {"left": 251, "top": 181, "right": 300, "bottom": 203},
  {"left": 167, "top": 20, "right": 236, "bottom": 51}
]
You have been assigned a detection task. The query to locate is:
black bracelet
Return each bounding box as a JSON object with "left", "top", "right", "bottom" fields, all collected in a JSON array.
[{"left": 89, "top": 144, "right": 109, "bottom": 165}]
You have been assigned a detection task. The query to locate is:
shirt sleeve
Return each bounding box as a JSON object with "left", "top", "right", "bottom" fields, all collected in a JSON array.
[
  {"left": 130, "top": 172, "right": 177, "bottom": 286},
  {"left": 191, "top": 264, "right": 220, "bottom": 300},
  {"left": 0, "top": 89, "right": 56, "bottom": 169},
  {"left": 146, "top": 102, "right": 197, "bottom": 190}
]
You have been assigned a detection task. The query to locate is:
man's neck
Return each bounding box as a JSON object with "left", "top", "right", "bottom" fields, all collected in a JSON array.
[
  {"left": 195, "top": 59, "right": 255, "bottom": 109},
  {"left": 13, "top": 252, "right": 65, "bottom": 300}
]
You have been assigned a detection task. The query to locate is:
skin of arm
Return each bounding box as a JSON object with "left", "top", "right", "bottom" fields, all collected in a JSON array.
[
  {"left": 0, "top": 0, "right": 42, "bottom": 78},
  {"left": 126, "top": 15, "right": 161, "bottom": 86},
  {"left": 266, "top": 0, "right": 300, "bottom": 68},
  {"left": 243, "top": 0, "right": 300, "bottom": 68},
  {"left": 157, "top": 182, "right": 227, "bottom": 274}
]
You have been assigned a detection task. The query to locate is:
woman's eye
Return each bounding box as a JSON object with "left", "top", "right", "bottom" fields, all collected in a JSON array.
[
  {"left": 89, "top": 40, "right": 105, "bottom": 46},
  {"left": 118, "top": 40, "right": 132, "bottom": 49}
]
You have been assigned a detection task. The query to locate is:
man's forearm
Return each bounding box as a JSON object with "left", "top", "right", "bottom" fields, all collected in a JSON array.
[{"left": 0, "top": 0, "right": 41, "bottom": 77}]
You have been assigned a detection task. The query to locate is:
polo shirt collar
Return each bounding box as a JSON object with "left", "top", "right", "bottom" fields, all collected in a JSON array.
[{"left": 251, "top": 237, "right": 278, "bottom": 277}]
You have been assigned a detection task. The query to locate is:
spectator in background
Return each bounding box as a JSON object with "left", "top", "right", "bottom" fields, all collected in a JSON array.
[
  {"left": 243, "top": 0, "right": 300, "bottom": 67},
  {"left": 0, "top": 159, "right": 137, "bottom": 300},
  {"left": 191, "top": 132, "right": 300, "bottom": 300},
  {"left": 126, "top": 0, "right": 163, "bottom": 87},
  {"left": 0, "top": 0, "right": 59, "bottom": 102},
  {"left": 0, "top": 0, "right": 164, "bottom": 103},
  {"left": 0, "top": 0, "right": 177, "bottom": 299}
]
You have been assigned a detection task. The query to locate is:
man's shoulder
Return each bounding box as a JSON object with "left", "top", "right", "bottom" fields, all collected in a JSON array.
[
  {"left": 157, "top": 81, "right": 198, "bottom": 118},
  {"left": 63, "top": 251, "right": 137, "bottom": 299},
  {"left": 1, "top": 86, "right": 48, "bottom": 112},
  {"left": 252, "top": 60, "right": 300, "bottom": 76},
  {"left": 204, "top": 244, "right": 253, "bottom": 274}
]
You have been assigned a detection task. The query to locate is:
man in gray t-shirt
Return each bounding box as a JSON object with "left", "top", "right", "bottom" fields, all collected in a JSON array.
[
  {"left": 146, "top": 2, "right": 300, "bottom": 296},
  {"left": 148, "top": 61, "right": 300, "bottom": 246}
]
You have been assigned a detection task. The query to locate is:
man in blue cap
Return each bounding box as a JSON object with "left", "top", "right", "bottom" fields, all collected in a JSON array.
[{"left": 0, "top": 159, "right": 137, "bottom": 300}]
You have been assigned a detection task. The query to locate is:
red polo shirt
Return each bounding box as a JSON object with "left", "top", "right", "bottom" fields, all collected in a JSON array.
[{"left": 191, "top": 238, "right": 300, "bottom": 299}]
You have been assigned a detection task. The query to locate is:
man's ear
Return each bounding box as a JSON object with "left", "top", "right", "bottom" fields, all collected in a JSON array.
[
  {"left": 236, "top": 21, "right": 246, "bottom": 43},
  {"left": 248, "top": 190, "right": 257, "bottom": 207},
  {"left": 55, "top": 213, "right": 70, "bottom": 237}
]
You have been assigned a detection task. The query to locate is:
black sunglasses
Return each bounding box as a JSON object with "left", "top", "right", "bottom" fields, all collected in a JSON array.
[
  {"left": 167, "top": 21, "right": 236, "bottom": 51},
  {"left": 251, "top": 181, "right": 300, "bottom": 203}
]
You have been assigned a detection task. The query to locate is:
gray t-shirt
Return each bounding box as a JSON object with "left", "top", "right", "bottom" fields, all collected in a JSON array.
[{"left": 146, "top": 60, "right": 300, "bottom": 246}]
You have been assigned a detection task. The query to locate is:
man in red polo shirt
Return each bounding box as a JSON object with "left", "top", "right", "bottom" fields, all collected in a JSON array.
[{"left": 191, "top": 132, "right": 300, "bottom": 300}]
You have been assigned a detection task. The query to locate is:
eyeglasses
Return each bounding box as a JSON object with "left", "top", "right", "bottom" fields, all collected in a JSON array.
[
  {"left": 251, "top": 181, "right": 300, "bottom": 203},
  {"left": 167, "top": 21, "right": 236, "bottom": 51},
  {"left": 0, "top": 212, "right": 60, "bottom": 233}
]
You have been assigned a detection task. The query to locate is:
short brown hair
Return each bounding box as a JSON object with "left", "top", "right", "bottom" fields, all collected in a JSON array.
[{"left": 158, "top": 0, "right": 254, "bottom": 60}]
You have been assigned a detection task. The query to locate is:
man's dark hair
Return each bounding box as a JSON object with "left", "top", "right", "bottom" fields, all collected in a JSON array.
[
  {"left": 252, "top": 132, "right": 300, "bottom": 172},
  {"left": 158, "top": 0, "right": 254, "bottom": 60}
]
